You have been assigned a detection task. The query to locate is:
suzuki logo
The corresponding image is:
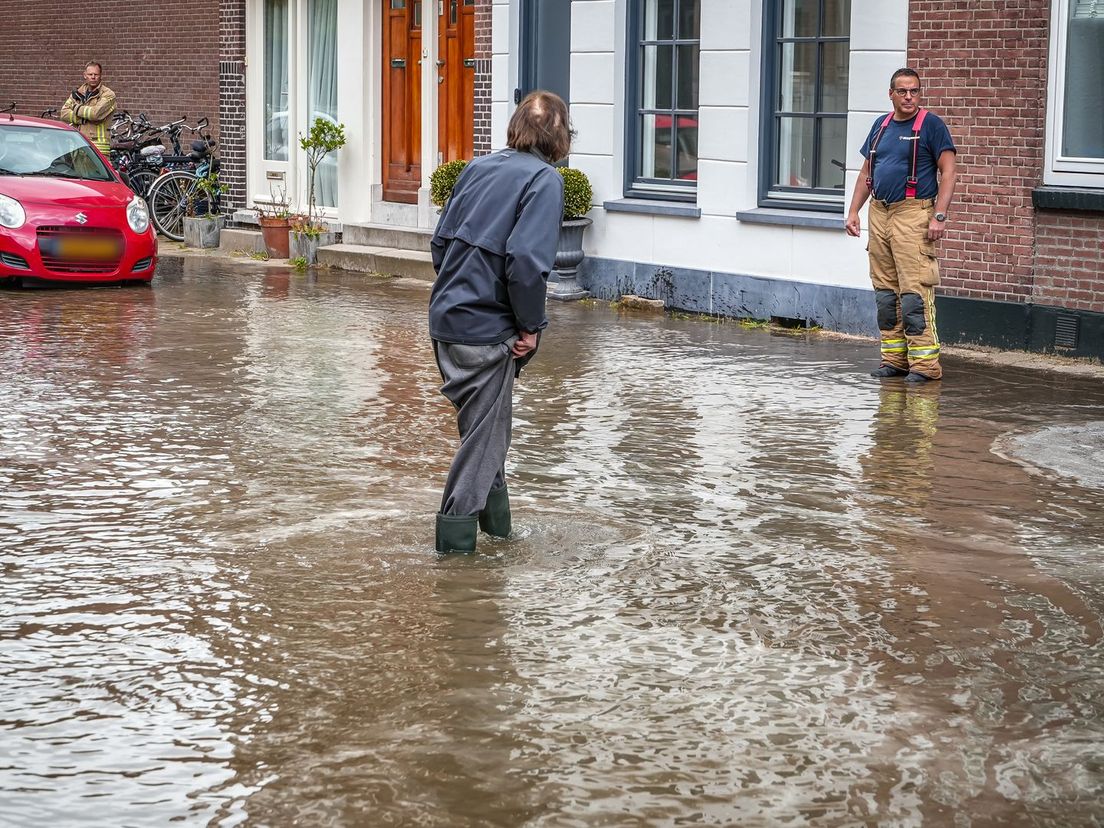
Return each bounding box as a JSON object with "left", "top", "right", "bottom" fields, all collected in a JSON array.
[{"left": 74, "top": 212, "right": 88, "bottom": 224}]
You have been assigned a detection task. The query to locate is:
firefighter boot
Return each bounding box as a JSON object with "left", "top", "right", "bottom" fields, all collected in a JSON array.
[
  {"left": 435, "top": 513, "right": 478, "bottom": 553},
  {"left": 478, "top": 485, "right": 512, "bottom": 538}
]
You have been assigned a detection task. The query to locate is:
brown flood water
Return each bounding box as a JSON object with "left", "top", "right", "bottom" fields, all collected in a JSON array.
[{"left": 1, "top": 257, "right": 1103, "bottom": 826}]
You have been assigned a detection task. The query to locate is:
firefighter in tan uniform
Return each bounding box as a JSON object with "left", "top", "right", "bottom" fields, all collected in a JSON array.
[
  {"left": 60, "top": 62, "right": 116, "bottom": 155},
  {"left": 846, "top": 68, "right": 957, "bottom": 382}
]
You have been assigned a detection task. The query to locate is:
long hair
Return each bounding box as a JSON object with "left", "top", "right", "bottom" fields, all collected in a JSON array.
[{"left": 506, "top": 91, "right": 573, "bottom": 163}]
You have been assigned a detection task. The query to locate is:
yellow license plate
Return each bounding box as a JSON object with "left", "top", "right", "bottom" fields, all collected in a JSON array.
[{"left": 57, "top": 236, "right": 119, "bottom": 260}]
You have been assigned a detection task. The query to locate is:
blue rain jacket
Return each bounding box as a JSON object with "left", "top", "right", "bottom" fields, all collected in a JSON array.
[{"left": 429, "top": 148, "right": 565, "bottom": 346}]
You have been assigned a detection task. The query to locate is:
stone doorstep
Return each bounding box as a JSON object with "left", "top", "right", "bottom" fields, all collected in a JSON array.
[
  {"left": 316, "top": 242, "right": 436, "bottom": 281},
  {"left": 219, "top": 227, "right": 266, "bottom": 256}
]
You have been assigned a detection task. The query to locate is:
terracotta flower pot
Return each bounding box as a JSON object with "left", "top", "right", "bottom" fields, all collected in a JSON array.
[{"left": 258, "top": 216, "right": 291, "bottom": 259}]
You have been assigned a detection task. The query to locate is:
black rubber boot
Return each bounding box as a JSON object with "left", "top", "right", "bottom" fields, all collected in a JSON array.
[
  {"left": 904, "top": 371, "right": 938, "bottom": 383},
  {"left": 870, "top": 365, "right": 909, "bottom": 378},
  {"left": 435, "top": 513, "right": 478, "bottom": 553},
  {"left": 478, "top": 485, "right": 512, "bottom": 538}
]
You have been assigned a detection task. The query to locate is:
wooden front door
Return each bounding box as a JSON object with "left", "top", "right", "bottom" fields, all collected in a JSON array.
[
  {"left": 382, "top": 0, "right": 423, "bottom": 204},
  {"left": 437, "top": 0, "right": 475, "bottom": 165},
  {"left": 382, "top": 0, "right": 474, "bottom": 204}
]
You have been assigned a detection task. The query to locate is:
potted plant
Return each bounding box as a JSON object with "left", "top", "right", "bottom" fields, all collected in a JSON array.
[
  {"left": 182, "top": 170, "right": 227, "bottom": 249},
  {"left": 289, "top": 117, "right": 346, "bottom": 264},
  {"left": 549, "top": 167, "right": 593, "bottom": 301},
  {"left": 254, "top": 185, "right": 293, "bottom": 259},
  {"left": 430, "top": 159, "right": 468, "bottom": 210}
]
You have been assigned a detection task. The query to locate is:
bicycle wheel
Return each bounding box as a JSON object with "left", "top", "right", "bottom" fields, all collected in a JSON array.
[
  {"left": 147, "top": 170, "right": 197, "bottom": 241},
  {"left": 127, "top": 168, "right": 158, "bottom": 199}
]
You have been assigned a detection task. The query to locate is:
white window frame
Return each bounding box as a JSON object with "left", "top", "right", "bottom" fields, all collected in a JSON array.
[
  {"left": 1044, "top": 0, "right": 1104, "bottom": 187},
  {"left": 246, "top": 0, "right": 342, "bottom": 217}
]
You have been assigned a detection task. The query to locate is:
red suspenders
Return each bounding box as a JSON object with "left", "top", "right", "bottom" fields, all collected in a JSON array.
[{"left": 866, "top": 108, "right": 928, "bottom": 201}]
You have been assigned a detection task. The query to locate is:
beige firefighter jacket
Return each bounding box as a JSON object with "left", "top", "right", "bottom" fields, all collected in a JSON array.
[{"left": 60, "top": 83, "right": 116, "bottom": 153}]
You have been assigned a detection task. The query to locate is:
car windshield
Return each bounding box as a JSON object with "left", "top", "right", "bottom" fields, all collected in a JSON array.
[{"left": 0, "top": 124, "right": 114, "bottom": 181}]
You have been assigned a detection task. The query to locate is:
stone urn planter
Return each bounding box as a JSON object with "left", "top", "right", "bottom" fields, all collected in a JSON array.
[
  {"left": 289, "top": 230, "right": 338, "bottom": 265},
  {"left": 549, "top": 217, "right": 592, "bottom": 301},
  {"left": 183, "top": 215, "right": 225, "bottom": 249},
  {"left": 258, "top": 216, "right": 292, "bottom": 259}
]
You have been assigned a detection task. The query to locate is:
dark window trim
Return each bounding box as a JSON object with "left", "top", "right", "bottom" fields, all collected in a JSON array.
[
  {"left": 758, "top": 0, "right": 849, "bottom": 214},
  {"left": 1032, "top": 186, "right": 1104, "bottom": 213},
  {"left": 623, "top": 0, "right": 698, "bottom": 203}
]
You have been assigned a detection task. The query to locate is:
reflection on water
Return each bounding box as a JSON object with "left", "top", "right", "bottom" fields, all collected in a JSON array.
[{"left": 2, "top": 259, "right": 1103, "bottom": 825}]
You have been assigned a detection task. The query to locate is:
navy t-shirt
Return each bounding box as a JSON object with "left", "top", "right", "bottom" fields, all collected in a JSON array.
[{"left": 860, "top": 111, "right": 956, "bottom": 204}]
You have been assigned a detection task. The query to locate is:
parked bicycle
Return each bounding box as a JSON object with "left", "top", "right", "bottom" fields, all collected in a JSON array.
[
  {"left": 108, "top": 113, "right": 208, "bottom": 199},
  {"left": 145, "top": 126, "right": 219, "bottom": 241}
]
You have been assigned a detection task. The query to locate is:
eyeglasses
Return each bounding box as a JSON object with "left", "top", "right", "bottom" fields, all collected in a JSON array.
[{"left": 893, "top": 88, "right": 921, "bottom": 97}]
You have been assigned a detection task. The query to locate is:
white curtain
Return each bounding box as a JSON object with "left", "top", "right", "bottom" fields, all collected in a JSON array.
[
  {"left": 309, "top": 0, "right": 339, "bottom": 208},
  {"left": 264, "top": 0, "right": 289, "bottom": 161}
]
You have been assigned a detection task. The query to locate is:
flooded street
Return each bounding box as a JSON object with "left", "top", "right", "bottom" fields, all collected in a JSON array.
[{"left": 2, "top": 256, "right": 1103, "bottom": 826}]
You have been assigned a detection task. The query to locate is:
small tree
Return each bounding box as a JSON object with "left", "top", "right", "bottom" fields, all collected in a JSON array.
[{"left": 299, "top": 117, "right": 347, "bottom": 230}]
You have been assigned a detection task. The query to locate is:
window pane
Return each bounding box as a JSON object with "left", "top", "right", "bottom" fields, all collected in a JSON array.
[
  {"left": 309, "top": 0, "right": 339, "bottom": 208},
  {"left": 391, "top": 0, "right": 404, "bottom": 7},
  {"left": 817, "top": 118, "right": 847, "bottom": 189},
  {"left": 264, "top": 0, "right": 289, "bottom": 162},
  {"left": 775, "top": 116, "right": 814, "bottom": 188},
  {"left": 678, "top": 0, "right": 700, "bottom": 39},
  {"left": 640, "top": 113, "right": 674, "bottom": 179},
  {"left": 780, "top": 0, "right": 818, "bottom": 38},
  {"left": 674, "top": 119, "right": 699, "bottom": 180},
  {"left": 644, "top": 0, "right": 675, "bottom": 41},
  {"left": 676, "top": 44, "right": 699, "bottom": 109},
  {"left": 822, "top": 0, "right": 850, "bottom": 37},
  {"left": 641, "top": 44, "right": 673, "bottom": 109},
  {"left": 820, "top": 41, "right": 849, "bottom": 111},
  {"left": 1061, "top": 12, "right": 1104, "bottom": 158},
  {"left": 777, "top": 42, "right": 816, "bottom": 112}
]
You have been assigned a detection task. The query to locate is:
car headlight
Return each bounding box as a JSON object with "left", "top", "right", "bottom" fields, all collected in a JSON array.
[
  {"left": 127, "top": 195, "right": 150, "bottom": 234},
  {"left": 0, "top": 194, "right": 26, "bottom": 229}
]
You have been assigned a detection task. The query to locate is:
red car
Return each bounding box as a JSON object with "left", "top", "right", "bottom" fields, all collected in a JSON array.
[{"left": 0, "top": 114, "right": 157, "bottom": 285}]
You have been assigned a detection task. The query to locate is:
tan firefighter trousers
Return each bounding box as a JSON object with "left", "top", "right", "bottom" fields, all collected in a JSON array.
[{"left": 867, "top": 198, "right": 942, "bottom": 379}]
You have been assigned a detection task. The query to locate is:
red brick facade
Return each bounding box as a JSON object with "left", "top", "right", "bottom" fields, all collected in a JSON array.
[
  {"left": 908, "top": 0, "right": 1104, "bottom": 315},
  {"left": 474, "top": 0, "right": 493, "bottom": 156},
  {"left": 1, "top": 0, "right": 221, "bottom": 142},
  {"left": 219, "top": 0, "right": 248, "bottom": 211}
]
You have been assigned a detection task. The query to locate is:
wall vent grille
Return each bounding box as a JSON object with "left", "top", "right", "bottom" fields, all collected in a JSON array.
[{"left": 1055, "top": 315, "right": 1080, "bottom": 349}]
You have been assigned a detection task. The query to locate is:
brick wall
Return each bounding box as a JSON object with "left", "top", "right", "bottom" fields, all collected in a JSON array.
[
  {"left": 1, "top": 0, "right": 220, "bottom": 140},
  {"left": 1034, "top": 212, "right": 1104, "bottom": 313},
  {"left": 219, "top": 0, "right": 248, "bottom": 211},
  {"left": 909, "top": 0, "right": 1104, "bottom": 317},
  {"left": 907, "top": 0, "right": 1050, "bottom": 305},
  {"left": 473, "top": 0, "right": 492, "bottom": 156}
]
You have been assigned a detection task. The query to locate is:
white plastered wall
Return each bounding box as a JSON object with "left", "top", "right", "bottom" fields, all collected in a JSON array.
[{"left": 495, "top": 0, "right": 909, "bottom": 291}]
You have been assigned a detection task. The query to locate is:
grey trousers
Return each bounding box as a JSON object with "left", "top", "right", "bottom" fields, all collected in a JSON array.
[{"left": 434, "top": 338, "right": 517, "bottom": 516}]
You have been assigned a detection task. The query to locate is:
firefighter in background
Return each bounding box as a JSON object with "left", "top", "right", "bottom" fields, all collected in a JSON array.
[
  {"left": 60, "top": 62, "right": 116, "bottom": 154},
  {"left": 846, "top": 68, "right": 957, "bottom": 382}
]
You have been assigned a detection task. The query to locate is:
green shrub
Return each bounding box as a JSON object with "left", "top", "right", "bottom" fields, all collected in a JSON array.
[
  {"left": 559, "top": 167, "right": 593, "bottom": 220},
  {"left": 430, "top": 159, "right": 469, "bottom": 206}
]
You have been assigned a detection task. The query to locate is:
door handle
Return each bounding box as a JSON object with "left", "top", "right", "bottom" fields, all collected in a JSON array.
[
  {"left": 391, "top": 58, "right": 406, "bottom": 68},
  {"left": 437, "top": 60, "right": 446, "bottom": 67}
]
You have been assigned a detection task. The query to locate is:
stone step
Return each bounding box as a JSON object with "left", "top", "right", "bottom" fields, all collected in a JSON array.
[
  {"left": 219, "top": 228, "right": 266, "bottom": 256},
  {"left": 316, "top": 243, "right": 436, "bottom": 281},
  {"left": 341, "top": 222, "right": 433, "bottom": 252}
]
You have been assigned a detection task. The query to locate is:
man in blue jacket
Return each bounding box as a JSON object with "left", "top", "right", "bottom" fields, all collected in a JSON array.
[{"left": 429, "top": 90, "right": 569, "bottom": 553}]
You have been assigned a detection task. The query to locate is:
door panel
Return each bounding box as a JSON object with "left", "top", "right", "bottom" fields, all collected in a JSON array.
[
  {"left": 382, "top": 0, "right": 422, "bottom": 203},
  {"left": 382, "top": 0, "right": 473, "bottom": 204},
  {"left": 437, "top": 0, "right": 474, "bottom": 164},
  {"left": 520, "top": 0, "right": 571, "bottom": 104}
]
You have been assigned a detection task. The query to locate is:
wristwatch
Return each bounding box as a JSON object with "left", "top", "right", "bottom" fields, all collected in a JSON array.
[{"left": 934, "top": 212, "right": 947, "bottom": 222}]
